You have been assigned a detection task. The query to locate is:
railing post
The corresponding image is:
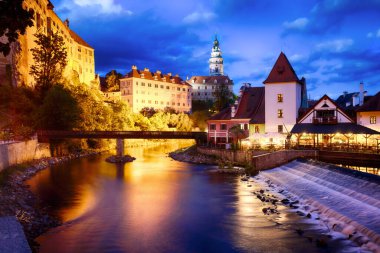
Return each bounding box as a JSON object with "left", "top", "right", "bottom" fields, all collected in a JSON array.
[{"left": 116, "top": 139, "right": 124, "bottom": 157}]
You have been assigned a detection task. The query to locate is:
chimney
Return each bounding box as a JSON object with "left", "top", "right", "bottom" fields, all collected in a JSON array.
[
  {"left": 64, "top": 18, "right": 69, "bottom": 27},
  {"left": 144, "top": 67, "right": 149, "bottom": 72},
  {"left": 231, "top": 105, "right": 236, "bottom": 118},
  {"left": 359, "top": 82, "right": 364, "bottom": 106},
  {"left": 132, "top": 65, "right": 137, "bottom": 70}
]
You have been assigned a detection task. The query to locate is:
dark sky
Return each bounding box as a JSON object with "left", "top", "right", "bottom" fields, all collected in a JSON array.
[{"left": 51, "top": 0, "right": 380, "bottom": 99}]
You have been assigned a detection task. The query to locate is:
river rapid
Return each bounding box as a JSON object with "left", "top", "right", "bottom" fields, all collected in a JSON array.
[{"left": 27, "top": 142, "right": 344, "bottom": 253}]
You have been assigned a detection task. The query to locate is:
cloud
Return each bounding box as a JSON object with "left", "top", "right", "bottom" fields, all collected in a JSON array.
[
  {"left": 283, "top": 0, "right": 380, "bottom": 36},
  {"left": 367, "top": 32, "right": 373, "bottom": 38},
  {"left": 183, "top": 11, "right": 216, "bottom": 24},
  {"left": 56, "top": 0, "right": 132, "bottom": 20},
  {"left": 377, "top": 28, "right": 380, "bottom": 37},
  {"left": 316, "top": 39, "right": 353, "bottom": 53},
  {"left": 283, "top": 18, "right": 309, "bottom": 31}
]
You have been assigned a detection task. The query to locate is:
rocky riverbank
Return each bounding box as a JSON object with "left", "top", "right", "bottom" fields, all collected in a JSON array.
[
  {"left": 0, "top": 151, "right": 100, "bottom": 252},
  {"left": 169, "top": 145, "right": 217, "bottom": 165}
]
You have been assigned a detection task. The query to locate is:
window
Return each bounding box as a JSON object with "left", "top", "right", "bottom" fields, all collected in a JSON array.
[
  {"left": 244, "top": 124, "right": 249, "bottom": 130},
  {"left": 278, "top": 125, "right": 283, "bottom": 133},
  {"left": 148, "top": 83, "right": 152, "bottom": 87},
  {"left": 141, "top": 83, "right": 145, "bottom": 86},
  {"left": 155, "top": 84, "right": 158, "bottom": 88},
  {"left": 370, "top": 116, "right": 376, "bottom": 124},
  {"left": 221, "top": 124, "right": 227, "bottom": 130},
  {"left": 254, "top": 126, "right": 259, "bottom": 133},
  {"left": 277, "top": 109, "right": 283, "bottom": 118},
  {"left": 210, "top": 124, "right": 216, "bottom": 130},
  {"left": 277, "top": 94, "right": 283, "bottom": 103},
  {"left": 160, "top": 85, "right": 164, "bottom": 89},
  {"left": 182, "top": 88, "right": 186, "bottom": 91},
  {"left": 177, "top": 87, "right": 180, "bottom": 91},
  {"left": 167, "top": 86, "right": 170, "bottom": 89}
]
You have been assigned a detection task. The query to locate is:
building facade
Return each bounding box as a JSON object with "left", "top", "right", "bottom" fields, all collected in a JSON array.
[
  {"left": 0, "top": 0, "right": 95, "bottom": 87},
  {"left": 188, "top": 36, "right": 233, "bottom": 102},
  {"left": 120, "top": 66, "right": 192, "bottom": 113},
  {"left": 357, "top": 92, "right": 380, "bottom": 132}
]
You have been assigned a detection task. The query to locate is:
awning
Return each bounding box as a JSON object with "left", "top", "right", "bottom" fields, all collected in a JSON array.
[{"left": 290, "top": 123, "right": 380, "bottom": 135}]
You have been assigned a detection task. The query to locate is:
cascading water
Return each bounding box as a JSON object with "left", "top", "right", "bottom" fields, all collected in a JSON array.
[{"left": 256, "top": 160, "right": 380, "bottom": 252}]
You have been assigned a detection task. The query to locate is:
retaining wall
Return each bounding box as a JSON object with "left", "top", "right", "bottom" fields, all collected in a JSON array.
[
  {"left": 0, "top": 138, "right": 50, "bottom": 171},
  {"left": 197, "top": 147, "right": 318, "bottom": 171}
]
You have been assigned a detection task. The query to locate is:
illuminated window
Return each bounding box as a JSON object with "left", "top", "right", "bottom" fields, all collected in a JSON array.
[
  {"left": 277, "top": 109, "right": 283, "bottom": 118},
  {"left": 370, "top": 116, "right": 376, "bottom": 124},
  {"left": 278, "top": 125, "right": 283, "bottom": 133},
  {"left": 210, "top": 124, "right": 216, "bottom": 130},
  {"left": 254, "top": 126, "right": 259, "bottom": 133},
  {"left": 277, "top": 94, "right": 283, "bottom": 102}
]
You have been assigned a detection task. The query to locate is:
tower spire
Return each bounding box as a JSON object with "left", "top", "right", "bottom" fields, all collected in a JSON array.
[{"left": 209, "top": 35, "right": 223, "bottom": 76}]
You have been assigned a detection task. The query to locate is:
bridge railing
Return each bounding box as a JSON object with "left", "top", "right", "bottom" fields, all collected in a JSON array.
[{"left": 37, "top": 130, "right": 207, "bottom": 141}]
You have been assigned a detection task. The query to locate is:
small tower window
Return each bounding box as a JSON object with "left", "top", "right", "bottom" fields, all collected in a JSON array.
[
  {"left": 277, "top": 94, "right": 283, "bottom": 103},
  {"left": 370, "top": 116, "right": 376, "bottom": 124},
  {"left": 277, "top": 109, "right": 283, "bottom": 118}
]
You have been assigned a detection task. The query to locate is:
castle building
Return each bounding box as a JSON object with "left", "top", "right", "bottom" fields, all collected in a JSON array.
[
  {"left": 188, "top": 36, "right": 233, "bottom": 102},
  {"left": 119, "top": 66, "right": 192, "bottom": 113},
  {"left": 0, "top": 0, "right": 95, "bottom": 87}
]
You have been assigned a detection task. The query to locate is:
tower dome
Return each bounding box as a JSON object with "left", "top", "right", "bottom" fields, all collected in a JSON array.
[{"left": 209, "top": 35, "right": 224, "bottom": 76}]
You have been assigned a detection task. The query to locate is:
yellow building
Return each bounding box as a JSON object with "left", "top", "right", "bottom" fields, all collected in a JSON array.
[
  {"left": 120, "top": 66, "right": 192, "bottom": 113},
  {"left": 0, "top": 0, "right": 95, "bottom": 87}
]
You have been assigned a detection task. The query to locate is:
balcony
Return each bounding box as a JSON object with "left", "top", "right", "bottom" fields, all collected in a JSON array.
[{"left": 312, "top": 116, "right": 337, "bottom": 124}]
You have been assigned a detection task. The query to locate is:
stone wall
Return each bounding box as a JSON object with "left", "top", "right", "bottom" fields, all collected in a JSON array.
[
  {"left": 0, "top": 138, "right": 50, "bottom": 171},
  {"left": 197, "top": 147, "right": 317, "bottom": 171},
  {"left": 252, "top": 150, "right": 318, "bottom": 171}
]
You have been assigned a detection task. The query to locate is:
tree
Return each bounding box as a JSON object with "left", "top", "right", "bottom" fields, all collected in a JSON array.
[
  {"left": 229, "top": 125, "right": 247, "bottom": 150},
  {"left": 213, "top": 83, "right": 233, "bottom": 112},
  {"left": 140, "top": 107, "right": 156, "bottom": 118},
  {"left": 0, "top": 0, "right": 34, "bottom": 56},
  {"left": 104, "top": 70, "right": 122, "bottom": 91},
  {"left": 36, "top": 85, "right": 81, "bottom": 130},
  {"left": 30, "top": 32, "right": 67, "bottom": 96}
]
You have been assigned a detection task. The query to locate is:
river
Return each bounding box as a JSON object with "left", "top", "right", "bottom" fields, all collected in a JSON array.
[{"left": 27, "top": 143, "right": 336, "bottom": 253}]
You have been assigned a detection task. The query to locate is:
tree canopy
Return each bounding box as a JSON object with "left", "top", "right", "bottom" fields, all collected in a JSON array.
[
  {"left": 213, "top": 83, "right": 234, "bottom": 112},
  {"left": 30, "top": 32, "right": 67, "bottom": 96},
  {"left": 0, "top": 0, "right": 34, "bottom": 56},
  {"left": 104, "top": 70, "right": 122, "bottom": 91}
]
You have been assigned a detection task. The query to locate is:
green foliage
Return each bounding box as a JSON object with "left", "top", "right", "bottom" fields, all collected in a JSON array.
[
  {"left": 229, "top": 125, "right": 246, "bottom": 149},
  {"left": 190, "top": 110, "right": 211, "bottom": 131},
  {"left": 213, "top": 83, "right": 234, "bottom": 112},
  {"left": 0, "top": 0, "right": 34, "bottom": 56},
  {"left": 0, "top": 85, "right": 38, "bottom": 137},
  {"left": 36, "top": 85, "right": 81, "bottom": 130},
  {"left": 30, "top": 32, "right": 67, "bottom": 96},
  {"left": 104, "top": 70, "right": 122, "bottom": 91}
]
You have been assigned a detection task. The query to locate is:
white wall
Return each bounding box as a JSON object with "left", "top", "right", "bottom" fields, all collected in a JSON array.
[
  {"left": 299, "top": 98, "right": 352, "bottom": 123},
  {"left": 265, "top": 82, "right": 301, "bottom": 133},
  {"left": 357, "top": 112, "right": 380, "bottom": 132}
]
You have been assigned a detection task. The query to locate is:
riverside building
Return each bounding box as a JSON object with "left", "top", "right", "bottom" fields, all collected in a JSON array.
[
  {"left": 119, "top": 66, "right": 192, "bottom": 113},
  {"left": 187, "top": 36, "right": 233, "bottom": 102},
  {"left": 0, "top": 0, "right": 95, "bottom": 87}
]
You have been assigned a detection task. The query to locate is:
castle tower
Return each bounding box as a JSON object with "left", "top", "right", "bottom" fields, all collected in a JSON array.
[{"left": 209, "top": 35, "right": 224, "bottom": 76}]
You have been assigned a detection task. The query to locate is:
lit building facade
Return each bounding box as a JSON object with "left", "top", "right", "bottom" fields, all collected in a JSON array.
[
  {"left": 0, "top": 0, "right": 95, "bottom": 87},
  {"left": 188, "top": 36, "right": 233, "bottom": 102},
  {"left": 357, "top": 92, "right": 380, "bottom": 133},
  {"left": 120, "top": 66, "right": 192, "bottom": 113}
]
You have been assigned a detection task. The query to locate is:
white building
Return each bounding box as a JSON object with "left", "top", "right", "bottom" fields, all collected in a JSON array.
[
  {"left": 263, "top": 52, "right": 307, "bottom": 143},
  {"left": 188, "top": 36, "right": 233, "bottom": 102},
  {"left": 357, "top": 92, "right": 380, "bottom": 133}
]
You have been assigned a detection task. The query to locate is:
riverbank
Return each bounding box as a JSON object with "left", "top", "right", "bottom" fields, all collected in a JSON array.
[
  {"left": 169, "top": 145, "right": 217, "bottom": 165},
  {"left": 0, "top": 151, "right": 100, "bottom": 252}
]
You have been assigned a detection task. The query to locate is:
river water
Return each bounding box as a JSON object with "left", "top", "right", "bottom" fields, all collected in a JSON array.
[{"left": 27, "top": 143, "right": 331, "bottom": 253}]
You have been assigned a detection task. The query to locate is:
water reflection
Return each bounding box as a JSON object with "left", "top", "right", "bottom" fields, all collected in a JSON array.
[{"left": 28, "top": 142, "right": 327, "bottom": 253}]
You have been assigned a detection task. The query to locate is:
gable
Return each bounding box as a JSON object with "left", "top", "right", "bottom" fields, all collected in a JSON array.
[{"left": 263, "top": 52, "right": 301, "bottom": 84}]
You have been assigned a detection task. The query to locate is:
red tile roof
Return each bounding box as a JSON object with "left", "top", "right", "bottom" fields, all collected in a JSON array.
[
  {"left": 208, "top": 87, "right": 265, "bottom": 124},
  {"left": 69, "top": 30, "right": 93, "bottom": 49},
  {"left": 188, "top": 75, "right": 233, "bottom": 84},
  {"left": 357, "top": 92, "right": 380, "bottom": 112},
  {"left": 124, "top": 67, "right": 185, "bottom": 84},
  {"left": 263, "top": 52, "right": 301, "bottom": 84}
]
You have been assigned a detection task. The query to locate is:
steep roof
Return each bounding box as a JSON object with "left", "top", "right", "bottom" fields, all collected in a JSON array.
[
  {"left": 357, "top": 92, "right": 380, "bottom": 112},
  {"left": 123, "top": 67, "right": 185, "bottom": 85},
  {"left": 69, "top": 30, "right": 93, "bottom": 49},
  {"left": 208, "top": 87, "right": 265, "bottom": 124},
  {"left": 263, "top": 52, "right": 301, "bottom": 84},
  {"left": 234, "top": 87, "right": 265, "bottom": 123},
  {"left": 188, "top": 75, "right": 233, "bottom": 85}
]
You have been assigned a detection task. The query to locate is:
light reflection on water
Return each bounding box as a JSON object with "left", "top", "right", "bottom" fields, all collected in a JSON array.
[{"left": 28, "top": 142, "right": 326, "bottom": 253}]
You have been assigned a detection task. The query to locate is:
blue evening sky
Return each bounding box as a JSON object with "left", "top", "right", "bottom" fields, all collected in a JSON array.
[{"left": 51, "top": 0, "right": 380, "bottom": 99}]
